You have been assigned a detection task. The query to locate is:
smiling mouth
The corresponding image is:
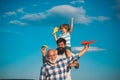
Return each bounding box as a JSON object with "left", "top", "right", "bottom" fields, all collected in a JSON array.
[{"left": 59, "top": 47, "right": 63, "bottom": 49}]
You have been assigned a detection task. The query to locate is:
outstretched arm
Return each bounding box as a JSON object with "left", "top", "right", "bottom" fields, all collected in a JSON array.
[
  {"left": 78, "top": 44, "right": 89, "bottom": 56},
  {"left": 69, "top": 17, "right": 74, "bottom": 33},
  {"left": 64, "top": 44, "right": 89, "bottom": 65}
]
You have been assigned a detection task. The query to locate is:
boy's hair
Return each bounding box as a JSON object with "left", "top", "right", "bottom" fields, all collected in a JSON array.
[
  {"left": 56, "top": 38, "right": 66, "bottom": 45},
  {"left": 60, "top": 24, "right": 69, "bottom": 31}
]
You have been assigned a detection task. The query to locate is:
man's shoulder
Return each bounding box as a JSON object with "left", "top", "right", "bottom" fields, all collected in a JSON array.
[{"left": 42, "top": 62, "right": 49, "bottom": 68}]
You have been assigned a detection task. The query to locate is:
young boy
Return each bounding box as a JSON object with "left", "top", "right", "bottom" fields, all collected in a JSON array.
[{"left": 53, "top": 17, "right": 79, "bottom": 69}]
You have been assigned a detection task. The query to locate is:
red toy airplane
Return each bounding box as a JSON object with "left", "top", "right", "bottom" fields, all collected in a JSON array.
[{"left": 81, "top": 40, "right": 95, "bottom": 45}]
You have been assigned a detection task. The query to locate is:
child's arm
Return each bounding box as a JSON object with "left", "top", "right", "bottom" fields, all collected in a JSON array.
[
  {"left": 52, "top": 27, "right": 59, "bottom": 41},
  {"left": 53, "top": 33, "right": 57, "bottom": 41},
  {"left": 69, "top": 17, "right": 74, "bottom": 33}
]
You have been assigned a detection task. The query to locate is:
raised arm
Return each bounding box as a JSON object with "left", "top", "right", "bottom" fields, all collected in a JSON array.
[
  {"left": 52, "top": 27, "right": 59, "bottom": 41},
  {"left": 53, "top": 33, "right": 57, "bottom": 41},
  {"left": 69, "top": 17, "right": 74, "bottom": 33},
  {"left": 41, "top": 46, "right": 47, "bottom": 63}
]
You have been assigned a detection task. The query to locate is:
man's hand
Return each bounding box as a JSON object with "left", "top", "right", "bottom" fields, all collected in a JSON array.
[
  {"left": 78, "top": 44, "right": 89, "bottom": 57},
  {"left": 41, "top": 45, "right": 48, "bottom": 56},
  {"left": 41, "top": 47, "right": 46, "bottom": 56}
]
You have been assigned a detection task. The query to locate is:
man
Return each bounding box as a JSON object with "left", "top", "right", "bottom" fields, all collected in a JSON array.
[
  {"left": 40, "top": 40, "right": 89, "bottom": 80},
  {"left": 41, "top": 38, "right": 79, "bottom": 80}
]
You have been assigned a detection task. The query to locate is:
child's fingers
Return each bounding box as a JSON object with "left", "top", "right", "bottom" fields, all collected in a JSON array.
[{"left": 52, "top": 27, "right": 59, "bottom": 34}]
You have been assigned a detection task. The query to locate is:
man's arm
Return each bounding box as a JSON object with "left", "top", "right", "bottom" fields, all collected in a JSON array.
[
  {"left": 42, "top": 56, "right": 47, "bottom": 63},
  {"left": 78, "top": 44, "right": 89, "bottom": 57},
  {"left": 64, "top": 44, "right": 89, "bottom": 65},
  {"left": 41, "top": 47, "right": 47, "bottom": 63},
  {"left": 69, "top": 17, "right": 74, "bottom": 33},
  {"left": 39, "top": 67, "right": 46, "bottom": 80}
]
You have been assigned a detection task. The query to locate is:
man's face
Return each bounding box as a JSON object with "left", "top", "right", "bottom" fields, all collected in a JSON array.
[
  {"left": 57, "top": 42, "right": 66, "bottom": 55},
  {"left": 47, "top": 50, "right": 57, "bottom": 64}
]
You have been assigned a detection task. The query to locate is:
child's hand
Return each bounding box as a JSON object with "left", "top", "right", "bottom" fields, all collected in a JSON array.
[
  {"left": 53, "top": 33, "right": 56, "bottom": 36},
  {"left": 52, "top": 27, "right": 59, "bottom": 34}
]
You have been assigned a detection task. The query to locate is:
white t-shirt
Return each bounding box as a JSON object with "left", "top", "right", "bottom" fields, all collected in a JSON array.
[
  {"left": 57, "top": 53, "right": 75, "bottom": 80},
  {"left": 58, "top": 32, "right": 71, "bottom": 47}
]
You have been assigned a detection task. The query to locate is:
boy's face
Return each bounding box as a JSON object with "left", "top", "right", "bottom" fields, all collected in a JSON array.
[{"left": 60, "top": 27, "right": 67, "bottom": 33}]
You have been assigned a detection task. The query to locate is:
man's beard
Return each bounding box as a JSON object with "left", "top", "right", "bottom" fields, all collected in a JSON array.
[
  {"left": 57, "top": 47, "right": 66, "bottom": 55},
  {"left": 49, "top": 59, "right": 56, "bottom": 64}
]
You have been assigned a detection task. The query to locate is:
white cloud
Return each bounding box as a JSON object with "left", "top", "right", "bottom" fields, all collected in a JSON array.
[
  {"left": 47, "top": 5, "right": 110, "bottom": 23},
  {"left": 95, "top": 16, "right": 110, "bottom": 22},
  {"left": 17, "top": 8, "right": 24, "bottom": 14},
  {"left": 21, "top": 5, "right": 90, "bottom": 24},
  {"left": 98, "top": 16, "right": 110, "bottom": 21},
  {"left": 21, "top": 13, "right": 47, "bottom": 21},
  {"left": 70, "top": 0, "right": 85, "bottom": 4},
  {"left": 21, "top": 14, "right": 40, "bottom": 21},
  {"left": 3, "top": 8, "right": 24, "bottom": 17},
  {"left": 9, "top": 20, "right": 27, "bottom": 26},
  {"left": 72, "top": 46, "right": 106, "bottom": 52},
  {"left": 4, "top": 11, "right": 16, "bottom": 16},
  {"left": 47, "top": 5, "right": 86, "bottom": 16},
  {"left": 21, "top": 5, "right": 110, "bottom": 24}
]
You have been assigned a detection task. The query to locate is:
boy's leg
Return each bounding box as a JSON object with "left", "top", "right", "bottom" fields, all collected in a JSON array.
[
  {"left": 66, "top": 47, "right": 80, "bottom": 69},
  {"left": 65, "top": 47, "right": 71, "bottom": 57}
]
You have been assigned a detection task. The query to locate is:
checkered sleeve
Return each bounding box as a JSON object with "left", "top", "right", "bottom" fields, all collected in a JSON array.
[
  {"left": 67, "top": 54, "right": 80, "bottom": 65},
  {"left": 39, "top": 66, "right": 46, "bottom": 80}
]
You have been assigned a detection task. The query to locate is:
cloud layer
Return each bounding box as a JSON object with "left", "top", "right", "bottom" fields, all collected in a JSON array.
[
  {"left": 21, "top": 5, "right": 110, "bottom": 24},
  {"left": 3, "top": 5, "right": 111, "bottom": 26},
  {"left": 9, "top": 20, "right": 27, "bottom": 26},
  {"left": 72, "top": 46, "right": 106, "bottom": 52}
]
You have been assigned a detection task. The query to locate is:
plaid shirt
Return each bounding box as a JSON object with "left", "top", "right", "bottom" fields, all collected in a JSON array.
[{"left": 40, "top": 54, "right": 80, "bottom": 80}]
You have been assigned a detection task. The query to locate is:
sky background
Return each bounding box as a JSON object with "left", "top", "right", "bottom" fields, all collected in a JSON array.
[{"left": 0, "top": 0, "right": 120, "bottom": 80}]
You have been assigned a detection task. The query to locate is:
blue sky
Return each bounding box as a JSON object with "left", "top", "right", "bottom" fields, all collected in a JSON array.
[{"left": 0, "top": 0, "right": 120, "bottom": 80}]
